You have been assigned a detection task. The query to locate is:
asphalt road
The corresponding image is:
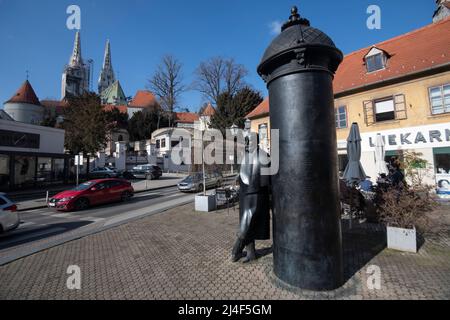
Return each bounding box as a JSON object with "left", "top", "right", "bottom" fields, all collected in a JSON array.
[{"left": 0, "top": 186, "right": 197, "bottom": 265}]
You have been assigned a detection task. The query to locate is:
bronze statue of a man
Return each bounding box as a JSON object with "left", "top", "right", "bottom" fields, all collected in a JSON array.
[{"left": 231, "top": 134, "right": 271, "bottom": 263}]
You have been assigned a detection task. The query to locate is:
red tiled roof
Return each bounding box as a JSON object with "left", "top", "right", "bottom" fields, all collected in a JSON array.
[
  {"left": 129, "top": 90, "right": 158, "bottom": 109},
  {"left": 40, "top": 100, "right": 68, "bottom": 108},
  {"left": 202, "top": 103, "right": 216, "bottom": 116},
  {"left": 247, "top": 18, "right": 450, "bottom": 119},
  {"left": 247, "top": 98, "right": 269, "bottom": 119},
  {"left": 175, "top": 112, "right": 200, "bottom": 123},
  {"left": 40, "top": 99, "right": 68, "bottom": 115},
  {"left": 104, "top": 104, "right": 128, "bottom": 114},
  {"left": 333, "top": 17, "right": 450, "bottom": 95},
  {"left": 6, "top": 80, "right": 40, "bottom": 105}
]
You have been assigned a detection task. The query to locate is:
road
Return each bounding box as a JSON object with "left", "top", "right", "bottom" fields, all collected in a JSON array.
[{"left": 0, "top": 186, "right": 196, "bottom": 265}]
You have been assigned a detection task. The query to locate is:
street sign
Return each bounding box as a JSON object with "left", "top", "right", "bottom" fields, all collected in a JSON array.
[{"left": 74, "top": 155, "right": 84, "bottom": 166}]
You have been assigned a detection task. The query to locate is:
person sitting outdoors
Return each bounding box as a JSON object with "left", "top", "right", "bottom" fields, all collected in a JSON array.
[{"left": 359, "top": 176, "right": 373, "bottom": 192}]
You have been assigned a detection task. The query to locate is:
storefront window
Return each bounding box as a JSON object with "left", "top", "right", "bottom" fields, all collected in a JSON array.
[
  {"left": 434, "top": 147, "right": 450, "bottom": 174},
  {"left": 0, "top": 154, "right": 10, "bottom": 191},
  {"left": 14, "top": 156, "right": 36, "bottom": 188},
  {"left": 53, "top": 159, "right": 65, "bottom": 183},
  {"left": 37, "top": 157, "right": 52, "bottom": 185},
  {"left": 434, "top": 147, "right": 450, "bottom": 198},
  {"left": 338, "top": 154, "right": 348, "bottom": 177}
]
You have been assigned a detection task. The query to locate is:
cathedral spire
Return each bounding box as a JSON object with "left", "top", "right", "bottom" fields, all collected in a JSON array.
[
  {"left": 103, "top": 39, "right": 112, "bottom": 70},
  {"left": 69, "top": 31, "right": 83, "bottom": 66},
  {"left": 98, "top": 39, "right": 116, "bottom": 94}
]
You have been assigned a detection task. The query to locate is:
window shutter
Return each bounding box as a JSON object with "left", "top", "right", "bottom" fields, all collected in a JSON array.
[
  {"left": 394, "top": 94, "right": 407, "bottom": 120},
  {"left": 363, "top": 100, "right": 375, "bottom": 126}
]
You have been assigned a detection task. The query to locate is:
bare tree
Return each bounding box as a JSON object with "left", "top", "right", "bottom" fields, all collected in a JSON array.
[
  {"left": 193, "top": 57, "right": 248, "bottom": 106},
  {"left": 148, "top": 55, "right": 185, "bottom": 127}
]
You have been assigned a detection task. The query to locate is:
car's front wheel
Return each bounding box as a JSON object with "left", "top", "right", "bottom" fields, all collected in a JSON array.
[
  {"left": 197, "top": 184, "right": 204, "bottom": 193},
  {"left": 74, "top": 197, "right": 89, "bottom": 211}
]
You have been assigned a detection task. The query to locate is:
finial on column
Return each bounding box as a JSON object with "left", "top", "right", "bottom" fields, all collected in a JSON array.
[
  {"left": 290, "top": 6, "right": 300, "bottom": 21},
  {"left": 281, "top": 5, "right": 310, "bottom": 31}
]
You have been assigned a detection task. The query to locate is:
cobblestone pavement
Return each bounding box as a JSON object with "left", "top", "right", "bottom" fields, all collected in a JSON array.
[{"left": 0, "top": 203, "right": 449, "bottom": 300}]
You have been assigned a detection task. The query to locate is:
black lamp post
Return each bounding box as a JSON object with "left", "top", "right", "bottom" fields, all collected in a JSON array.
[{"left": 257, "top": 6, "right": 344, "bottom": 291}]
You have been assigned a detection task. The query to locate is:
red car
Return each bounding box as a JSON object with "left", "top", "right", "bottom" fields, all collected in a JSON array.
[{"left": 48, "top": 178, "right": 134, "bottom": 211}]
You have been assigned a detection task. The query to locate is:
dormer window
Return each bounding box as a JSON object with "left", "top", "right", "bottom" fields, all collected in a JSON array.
[{"left": 364, "top": 47, "right": 388, "bottom": 73}]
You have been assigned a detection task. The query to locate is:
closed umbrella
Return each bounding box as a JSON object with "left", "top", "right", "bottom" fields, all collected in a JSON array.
[
  {"left": 343, "top": 122, "right": 367, "bottom": 186},
  {"left": 375, "top": 134, "right": 389, "bottom": 176}
]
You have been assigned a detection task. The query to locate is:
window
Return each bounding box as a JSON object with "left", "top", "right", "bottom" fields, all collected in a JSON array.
[
  {"left": 364, "top": 48, "right": 388, "bottom": 73},
  {"left": 374, "top": 98, "right": 395, "bottom": 122},
  {"left": 363, "top": 94, "right": 407, "bottom": 126},
  {"left": 429, "top": 84, "right": 450, "bottom": 115},
  {"left": 0, "top": 154, "right": 10, "bottom": 191},
  {"left": 156, "top": 140, "right": 160, "bottom": 149},
  {"left": 161, "top": 138, "right": 166, "bottom": 148},
  {"left": 335, "top": 106, "right": 347, "bottom": 129},
  {"left": 366, "top": 53, "right": 385, "bottom": 72}
]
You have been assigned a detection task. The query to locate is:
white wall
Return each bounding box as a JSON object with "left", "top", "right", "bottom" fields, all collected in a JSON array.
[
  {"left": 0, "top": 119, "right": 65, "bottom": 154},
  {"left": 3, "top": 102, "right": 44, "bottom": 125}
]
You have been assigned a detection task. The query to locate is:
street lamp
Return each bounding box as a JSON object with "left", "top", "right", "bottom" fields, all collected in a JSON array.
[
  {"left": 259, "top": 123, "right": 268, "bottom": 153},
  {"left": 244, "top": 119, "right": 252, "bottom": 132},
  {"left": 229, "top": 124, "right": 239, "bottom": 175},
  {"left": 199, "top": 119, "right": 207, "bottom": 196}
]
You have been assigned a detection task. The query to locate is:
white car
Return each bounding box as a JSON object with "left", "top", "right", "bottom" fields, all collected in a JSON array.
[{"left": 0, "top": 193, "right": 20, "bottom": 234}]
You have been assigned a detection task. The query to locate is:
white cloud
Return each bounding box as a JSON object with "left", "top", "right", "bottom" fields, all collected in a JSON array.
[{"left": 269, "top": 21, "right": 283, "bottom": 35}]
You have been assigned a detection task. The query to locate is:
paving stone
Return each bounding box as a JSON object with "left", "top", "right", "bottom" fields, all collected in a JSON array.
[{"left": 0, "top": 203, "right": 449, "bottom": 299}]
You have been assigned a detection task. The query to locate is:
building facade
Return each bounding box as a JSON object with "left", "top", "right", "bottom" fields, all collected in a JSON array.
[
  {"left": 0, "top": 118, "right": 69, "bottom": 191},
  {"left": 247, "top": 17, "right": 450, "bottom": 191}
]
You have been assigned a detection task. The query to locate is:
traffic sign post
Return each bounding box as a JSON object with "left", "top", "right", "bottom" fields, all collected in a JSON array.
[{"left": 75, "top": 154, "right": 84, "bottom": 186}]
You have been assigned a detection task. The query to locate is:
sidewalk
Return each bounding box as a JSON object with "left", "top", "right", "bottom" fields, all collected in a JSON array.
[
  {"left": 13, "top": 173, "right": 187, "bottom": 212},
  {"left": 1, "top": 203, "right": 449, "bottom": 299}
]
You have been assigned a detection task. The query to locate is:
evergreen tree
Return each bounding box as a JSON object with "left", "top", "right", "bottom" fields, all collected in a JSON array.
[
  {"left": 210, "top": 86, "right": 263, "bottom": 133},
  {"left": 63, "top": 92, "right": 109, "bottom": 155},
  {"left": 128, "top": 110, "right": 168, "bottom": 141}
]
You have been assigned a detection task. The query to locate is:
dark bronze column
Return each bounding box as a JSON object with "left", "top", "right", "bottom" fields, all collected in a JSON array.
[{"left": 257, "top": 7, "right": 344, "bottom": 291}]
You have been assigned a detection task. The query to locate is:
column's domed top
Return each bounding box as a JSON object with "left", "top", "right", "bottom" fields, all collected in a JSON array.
[{"left": 258, "top": 6, "right": 343, "bottom": 85}]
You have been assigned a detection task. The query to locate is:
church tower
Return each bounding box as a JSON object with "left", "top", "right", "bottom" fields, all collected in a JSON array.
[
  {"left": 98, "top": 40, "right": 116, "bottom": 94},
  {"left": 61, "top": 31, "right": 91, "bottom": 99}
]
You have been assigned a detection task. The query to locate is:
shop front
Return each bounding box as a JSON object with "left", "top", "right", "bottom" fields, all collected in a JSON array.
[
  {"left": 337, "top": 122, "right": 450, "bottom": 196},
  {"left": 0, "top": 119, "right": 69, "bottom": 191}
]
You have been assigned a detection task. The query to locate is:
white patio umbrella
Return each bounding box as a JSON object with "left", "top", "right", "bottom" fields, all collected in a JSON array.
[
  {"left": 343, "top": 122, "right": 367, "bottom": 186},
  {"left": 375, "top": 134, "right": 389, "bottom": 176}
]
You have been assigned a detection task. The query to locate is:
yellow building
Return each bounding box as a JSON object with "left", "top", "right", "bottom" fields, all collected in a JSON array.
[{"left": 247, "top": 17, "right": 450, "bottom": 190}]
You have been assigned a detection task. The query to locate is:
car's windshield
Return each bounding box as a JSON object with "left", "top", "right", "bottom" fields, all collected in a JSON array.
[
  {"left": 72, "top": 181, "right": 95, "bottom": 191},
  {"left": 183, "top": 174, "right": 202, "bottom": 183}
]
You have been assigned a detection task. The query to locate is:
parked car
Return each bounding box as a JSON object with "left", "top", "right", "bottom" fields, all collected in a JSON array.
[
  {"left": 178, "top": 172, "right": 222, "bottom": 192},
  {"left": 0, "top": 193, "right": 19, "bottom": 234},
  {"left": 89, "top": 167, "right": 118, "bottom": 179},
  {"left": 130, "top": 165, "right": 162, "bottom": 180},
  {"left": 48, "top": 178, "right": 134, "bottom": 211}
]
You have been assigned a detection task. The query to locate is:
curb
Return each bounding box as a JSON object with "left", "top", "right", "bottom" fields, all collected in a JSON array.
[{"left": 16, "top": 184, "right": 180, "bottom": 212}]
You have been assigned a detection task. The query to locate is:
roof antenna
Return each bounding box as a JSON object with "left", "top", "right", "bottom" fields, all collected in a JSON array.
[{"left": 26, "top": 70, "right": 30, "bottom": 80}]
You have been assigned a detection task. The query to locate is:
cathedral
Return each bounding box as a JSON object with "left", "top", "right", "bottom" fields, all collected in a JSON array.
[
  {"left": 61, "top": 31, "right": 91, "bottom": 99},
  {"left": 61, "top": 32, "right": 127, "bottom": 104}
]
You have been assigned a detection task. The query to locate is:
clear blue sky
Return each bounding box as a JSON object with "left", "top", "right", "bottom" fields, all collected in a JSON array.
[{"left": 0, "top": 0, "right": 436, "bottom": 112}]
